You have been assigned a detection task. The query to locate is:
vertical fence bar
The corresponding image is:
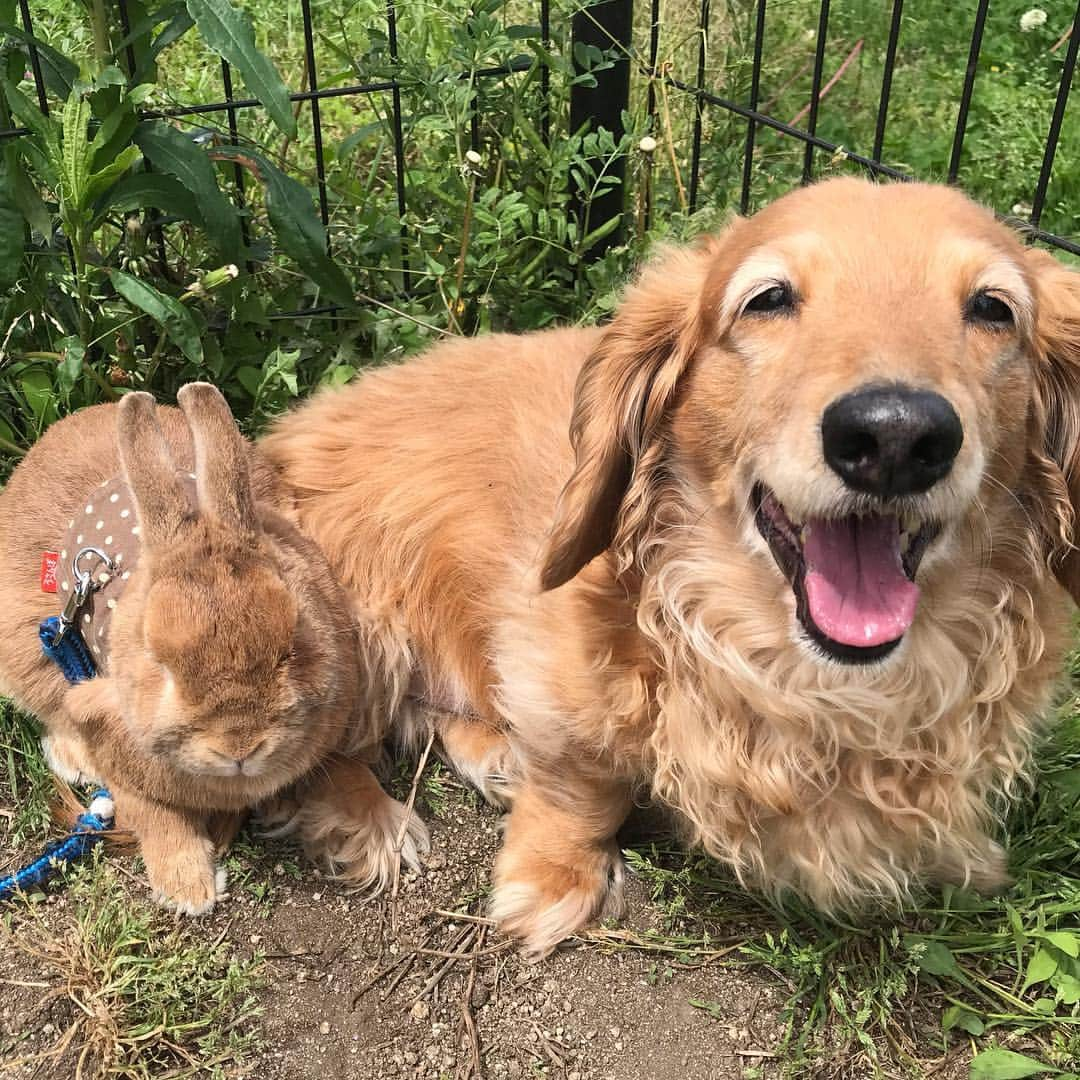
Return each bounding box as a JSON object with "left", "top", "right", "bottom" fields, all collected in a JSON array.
[
  {"left": 644, "top": 0, "right": 661, "bottom": 229},
  {"left": 570, "top": 0, "right": 633, "bottom": 259},
  {"left": 386, "top": 0, "right": 411, "bottom": 290},
  {"left": 802, "top": 0, "right": 831, "bottom": 183},
  {"left": 299, "top": 0, "right": 331, "bottom": 249},
  {"left": 220, "top": 61, "right": 253, "bottom": 267},
  {"left": 646, "top": 0, "right": 660, "bottom": 127},
  {"left": 739, "top": 0, "right": 766, "bottom": 214},
  {"left": 115, "top": 0, "right": 139, "bottom": 77},
  {"left": 540, "top": 0, "right": 551, "bottom": 144},
  {"left": 872, "top": 0, "right": 904, "bottom": 163},
  {"left": 1029, "top": 0, "right": 1080, "bottom": 231},
  {"left": 16, "top": 0, "right": 77, "bottom": 277},
  {"left": 947, "top": 0, "right": 990, "bottom": 183},
  {"left": 688, "top": 0, "right": 710, "bottom": 214},
  {"left": 17, "top": 0, "right": 49, "bottom": 115},
  {"left": 116, "top": 0, "right": 169, "bottom": 270}
]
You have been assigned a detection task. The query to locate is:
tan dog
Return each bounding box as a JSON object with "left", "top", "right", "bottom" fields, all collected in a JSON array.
[
  {"left": 265, "top": 178, "right": 1080, "bottom": 955},
  {"left": 0, "top": 385, "right": 427, "bottom": 912}
]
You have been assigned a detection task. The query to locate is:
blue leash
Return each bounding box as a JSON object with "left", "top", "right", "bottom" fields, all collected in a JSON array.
[
  {"left": 0, "top": 602, "right": 114, "bottom": 902},
  {"left": 0, "top": 790, "right": 115, "bottom": 900},
  {"left": 39, "top": 615, "right": 97, "bottom": 684}
]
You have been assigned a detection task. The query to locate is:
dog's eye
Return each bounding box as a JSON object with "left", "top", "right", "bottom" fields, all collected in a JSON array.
[
  {"left": 965, "top": 290, "right": 1014, "bottom": 328},
  {"left": 743, "top": 283, "right": 795, "bottom": 316}
]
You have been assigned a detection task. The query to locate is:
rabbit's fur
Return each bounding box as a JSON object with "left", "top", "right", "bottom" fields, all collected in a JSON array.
[{"left": 0, "top": 384, "right": 427, "bottom": 912}]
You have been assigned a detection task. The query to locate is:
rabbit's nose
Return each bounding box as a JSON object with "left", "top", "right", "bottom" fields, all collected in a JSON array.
[{"left": 233, "top": 735, "right": 269, "bottom": 773}]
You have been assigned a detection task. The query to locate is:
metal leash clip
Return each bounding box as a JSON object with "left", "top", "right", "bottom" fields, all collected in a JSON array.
[{"left": 52, "top": 547, "right": 117, "bottom": 646}]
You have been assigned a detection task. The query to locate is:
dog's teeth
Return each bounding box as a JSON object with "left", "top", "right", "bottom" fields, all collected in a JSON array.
[
  {"left": 799, "top": 527, "right": 808, "bottom": 545},
  {"left": 899, "top": 531, "right": 911, "bottom": 555}
]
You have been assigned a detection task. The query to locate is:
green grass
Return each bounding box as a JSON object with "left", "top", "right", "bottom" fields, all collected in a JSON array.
[
  {"left": 0, "top": 699, "right": 54, "bottom": 850},
  {"left": 0, "top": 849, "right": 264, "bottom": 1077}
]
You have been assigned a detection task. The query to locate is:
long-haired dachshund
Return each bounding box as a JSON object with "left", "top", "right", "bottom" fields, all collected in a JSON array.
[{"left": 265, "top": 178, "right": 1080, "bottom": 955}]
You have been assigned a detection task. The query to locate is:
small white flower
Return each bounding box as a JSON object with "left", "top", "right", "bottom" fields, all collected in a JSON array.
[
  {"left": 465, "top": 149, "right": 482, "bottom": 166},
  {"left": 1012, "top": 201, "right": 1033, "bottom": 217},
  {"left": 1020, "top": 8, "right": 1047, "bottom": 31},
  {"left": 638, "top": 135, "right": 658, "bottom": 154}
]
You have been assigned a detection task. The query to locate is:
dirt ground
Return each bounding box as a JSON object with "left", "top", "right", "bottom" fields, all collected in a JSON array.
[{"left": 0, "top": 794, "right": 796, "bottom": 1080}]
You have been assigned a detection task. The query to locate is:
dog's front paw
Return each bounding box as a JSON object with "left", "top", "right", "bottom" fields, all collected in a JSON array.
[
  {"left": 300, "top": 784, "right": 431, "bottom": 897},
  {"left": 933, "top": 839, "right": 1013, "bottom": 897},
  {"left": 146, "top": 838, "right": 225, "bottom": 916},
  {"left": 490, "top": 843, "right": 625, "bottom": 959}
]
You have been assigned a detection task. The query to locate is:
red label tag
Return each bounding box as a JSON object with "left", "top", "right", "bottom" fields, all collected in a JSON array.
[{"left": 40, "top": 551, "right": 60, "bottom": 593}]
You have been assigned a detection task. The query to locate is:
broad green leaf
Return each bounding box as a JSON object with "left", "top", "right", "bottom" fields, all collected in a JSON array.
[
  {"left": 82, "top": 145, "right": 142, "bottom": 207},
  {"left": 0, "top": 148, "right": 25, "bottom": 290},
  {"left": 322, "top": 364, "right": 357, "bottom": 387},
  {"left": 215, "top": 146, "right": 354, "bottom": 307},
  {"left": 969, "top": 1049, "right": 1058, "bottom": 1079},
  {"left": 110, "top": 270, "right": 203, "bottom": 365},
  {"left": 261, "top": 162, "right": 354, "bottom": 307},
  {"left": 55, "top": 336, "right": 85, "bottom": 395},
  {"left": 89, "top": 99, "right": 139, "bottom": 174},
  {"left": 1038, "top": 931, "right": 1080, "bottom": 958},
  {"left": 10, "top": 155, "right": 50, "bottom": 239},
  {"left": 134, "top": 122, "right": 241, "bottom": 261},
  {"left": 19, "top": 368, "right": 56, "bottom": 426},
  {"left": 60, "top": 91, "right": 92, "bottom": 208},
  {"left": 1053, "top": 971, "right": 1080, "bottom": 1005},
  {"left": 184, "top": 0, "right": 296, "bottom": 137},
  {"left": 2, "top": 80, "right": 61, "bottom": 179},
  {"left": 235, "top": 364, "right": 262, "bottom": 398},
  {"left": 0, "top": 24, "right": 77, "bottom": 99},
  {"left": 93, "top": 173, "right": 202, "bottom": 228},
  {"left": 908, "top": 938, "right": 964, "bottom": 979},
  {"left": 135, "top": 8, "right": 195, "bottom": 84},
  {"left": 1023, "top": 945, "right": 1059, "bottom": 990},
  {"left": 941, "top": 1004, "right": 983, "bottom": 1035}
]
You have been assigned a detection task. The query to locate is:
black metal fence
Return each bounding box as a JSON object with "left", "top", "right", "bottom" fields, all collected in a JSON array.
[
  {"left": 643, "top": 0, "right": 1080, "bottom": 257},
  {"left": 6, "top": 0, "right": 1080, "bottom": 273}
]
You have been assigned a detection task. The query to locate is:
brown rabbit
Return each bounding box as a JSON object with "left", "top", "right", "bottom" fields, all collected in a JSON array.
[{"left": 0, "top": 384, "right": 428, "bottom": 913}]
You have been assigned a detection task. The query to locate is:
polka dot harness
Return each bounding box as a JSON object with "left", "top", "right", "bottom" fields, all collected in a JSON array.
[{"left": 55, "top": 472, "right": 197, "bottom": 670}]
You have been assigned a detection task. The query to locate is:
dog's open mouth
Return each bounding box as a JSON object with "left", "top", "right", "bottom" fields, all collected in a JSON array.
[{"left": 751, "top": 483, "right": 940, "bottom": 663}]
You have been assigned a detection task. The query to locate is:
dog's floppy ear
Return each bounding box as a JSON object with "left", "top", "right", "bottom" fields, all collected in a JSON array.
[
  {"left": 538, "top": 227, "right": 742, "bottom": 591},
  {"left": 1027, "top": 248, "right": 1080, "bottom": 602}
]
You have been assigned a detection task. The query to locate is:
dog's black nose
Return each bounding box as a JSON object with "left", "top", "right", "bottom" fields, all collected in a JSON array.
[{"left": 821, "top": 385, "right": 963, "bottom": 497}]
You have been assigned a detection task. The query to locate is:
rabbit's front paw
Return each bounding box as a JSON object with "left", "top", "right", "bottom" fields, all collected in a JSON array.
[
  {"left": 41, "top": 732, "right": 101, "bottom": 787},
  {"left": 145, "top": 836, "right": 226, "bottom": 916}
]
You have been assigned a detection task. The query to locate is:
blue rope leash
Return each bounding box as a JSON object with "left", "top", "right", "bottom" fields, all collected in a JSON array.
[
  {"left": 0, "top": 613, "right": 113, "bottom": 902},
  {"left": 0, "top": 791, "right": 114, "bottom": 901},
  {"left": 39, "top": 615, "right": 97, "bottom": 684}
]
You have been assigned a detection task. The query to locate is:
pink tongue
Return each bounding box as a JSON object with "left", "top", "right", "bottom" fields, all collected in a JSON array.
[{"left": 802, "top": 515, "right": 919, "bottom": 648}]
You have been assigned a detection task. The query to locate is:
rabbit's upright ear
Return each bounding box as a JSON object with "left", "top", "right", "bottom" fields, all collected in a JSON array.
[
  {"left": 176, "top": 383, "right": 257, "bottom": 536},
  {"left": 118, "top": 392, "right": 191, "bottom": 548}
]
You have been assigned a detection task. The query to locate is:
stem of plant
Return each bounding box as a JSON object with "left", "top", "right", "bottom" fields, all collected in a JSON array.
[{"left": 89, "top": 0, "right": 112, "bottom": 66}]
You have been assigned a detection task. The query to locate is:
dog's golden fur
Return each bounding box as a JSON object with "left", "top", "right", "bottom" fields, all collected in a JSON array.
[{"left": 265, "top": 178, "right": 1080, "bottom": 955}]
